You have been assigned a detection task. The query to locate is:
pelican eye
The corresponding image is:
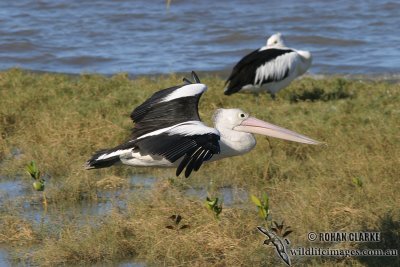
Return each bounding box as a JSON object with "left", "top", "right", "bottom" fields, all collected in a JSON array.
[{"left": 239, "top": 113, "right": 246, "bottom": 118}]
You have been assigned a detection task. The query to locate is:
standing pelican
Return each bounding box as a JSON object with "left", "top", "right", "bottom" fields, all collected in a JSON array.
[
  {"left": 224, "top": 33, "right": 312, "bottom": 98},
  {"left": 86, "top": 72, "right": 320, "bottom": 177}
]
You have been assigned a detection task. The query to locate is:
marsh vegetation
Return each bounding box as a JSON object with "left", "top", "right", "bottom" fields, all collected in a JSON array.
[{"left": 0, "top": 69, "right": 399, "bottom": 266}]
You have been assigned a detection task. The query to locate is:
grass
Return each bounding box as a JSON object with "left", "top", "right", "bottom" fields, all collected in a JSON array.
[{"left": 0, "top": 68, "right": 399, "bottom": 266}]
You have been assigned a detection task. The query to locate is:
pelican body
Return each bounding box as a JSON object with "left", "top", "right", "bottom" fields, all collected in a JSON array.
[
  {"left": 86, "top": 72, "right": 320, "bottom": 177},
  {"left": 224, "top": 33, "right": 312, "bottom": 97}
]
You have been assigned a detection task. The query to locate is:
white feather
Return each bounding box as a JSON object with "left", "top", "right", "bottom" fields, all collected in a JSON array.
[
  {"left": 160, "top": 84, "right": 207, "bottom": 103},
  {"left": 136, "top": 121, "right": 219, "bottom": 140},
  {"left": 168, "top": 122, "right": 219, "bottom": 136},
  {"left": 254, "top": 51, "right": 299, "bottom": 86},
  {"left": 120, "top": 151, "right": 174, "bottom": 167},
  {"left": 96, "top": 149, "right": 132, "bottom": 160}
]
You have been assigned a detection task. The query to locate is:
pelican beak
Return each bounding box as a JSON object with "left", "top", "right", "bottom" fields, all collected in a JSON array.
[{"left": 234, "top": 117, "right": 321, "bottom": 145}]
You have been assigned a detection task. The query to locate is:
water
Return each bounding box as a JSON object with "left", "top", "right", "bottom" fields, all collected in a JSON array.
[
  {"left": 0, "top": 249, "right": 10, "bottom": 266},
  {"left": 0, "top": 176, "right": 247, "bottom": 266},
  {"left": 0, "top": 175, "right": 249, "bottom": 225},
  {"left": 185, "top": 186, "right": 248, "bottom": 207},
  {"left": 0, "top": 179, "right": 25, "bottom": 200},
  {"left": 0, "top": 0, "right": 399, "bottom": 75},
  {"left": 0, "top": 248, "right": 145, "bottom": 267}
]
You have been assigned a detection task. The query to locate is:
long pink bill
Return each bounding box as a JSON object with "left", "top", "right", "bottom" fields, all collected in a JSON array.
[{"left": 234, "top": 117, "right": 321, "bottom": 145}]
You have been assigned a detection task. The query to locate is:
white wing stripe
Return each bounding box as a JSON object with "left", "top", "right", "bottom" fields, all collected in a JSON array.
[
  {"left": 160, "top": 84, "right": 207, "bottom": 103},
  {"left": 96, "top": 149, "right": 131, "bottom": 160},
  {"left": 168, "top": 124, "right": 219, "bottom": 136},
  {"left": 136, "top": 121, "right": 219, "bottom": 140}
]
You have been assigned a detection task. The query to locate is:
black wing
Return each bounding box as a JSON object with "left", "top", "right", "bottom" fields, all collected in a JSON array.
[
  {"left": 224, "top": 48, "right": 294, "bottom": 95},
  {"left": 130, "top": 85, "right": 183, "bottom": 123},
  {"left": 130, "top": 72, "right": 207, "bottom": 138},
  {"left": 135, "top": 130, "right": 220, "bottom": 178}
]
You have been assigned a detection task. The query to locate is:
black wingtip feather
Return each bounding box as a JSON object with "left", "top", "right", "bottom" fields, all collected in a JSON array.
[
  {"left": 176, "top": 154, "right": 191, "bottom": 177},
  {"left": 193, "top": 150, "right": 210, "bottom": 172},
  {"left": 184, "top": 148, "right": 204, "bottom": 178},
  {"left": 184, "top": 165, "right": 193, "bottom": 178},
  {"left": 85, "top": 155, "right": 121, "bottom": 169},
  {"left": 183, "top": 77, "right": 192, "bottom": 84},
  {"left": 193, "top": 157, "right": 204, "bottom": 172},
  {"left": 191, "top": 71, "right": 201, "bottom": 83}
]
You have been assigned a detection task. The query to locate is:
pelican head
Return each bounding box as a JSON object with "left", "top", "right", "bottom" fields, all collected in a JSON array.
[
  {"left": 213, "top": 108, "right": 320, "bottom": 145},
  {"left": 266, "top": 33, "right": 285, "bottom": 47}
]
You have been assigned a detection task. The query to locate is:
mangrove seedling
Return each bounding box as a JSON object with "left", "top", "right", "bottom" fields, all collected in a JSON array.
[
  {"left": 251, "top": 193, "right": 270, "bottom": 221},
  {"left": 166, "top": 214, "right": 189, "bottom": 230},
  {"left": 26, "top": 161, "right": 47, "bottom": 207},
  {"left": 27, "top": 161, "right": 44, "bottom": 191},
  {"left": 205, "top": 197, "right": 223, "bottom": 219},
  {"left": 352, "top": 177, "right": 363, "bottom": 188}
]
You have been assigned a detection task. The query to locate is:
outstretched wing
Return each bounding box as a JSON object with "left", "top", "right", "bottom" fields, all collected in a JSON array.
[
  {"left": 130, "top": 72, "right": 207, "bottom": 138},
  {"left": 224, "top": 48, "right": 297, "bottom": 95},
  {"left": 133, "top": 121, "right": 220, "bottom": 177},
  {"left": 128, "top": 72, "right": 220, "bottom": 177}
]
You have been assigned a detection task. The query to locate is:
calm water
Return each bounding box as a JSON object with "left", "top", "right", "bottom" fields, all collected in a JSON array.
[{"left": 0, "top": 0, "right": 399, "bottom": 75}]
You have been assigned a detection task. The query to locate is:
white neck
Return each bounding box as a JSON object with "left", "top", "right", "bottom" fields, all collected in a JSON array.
[{"left": 212, "top": 127, "right": 256, "bottom": 160}]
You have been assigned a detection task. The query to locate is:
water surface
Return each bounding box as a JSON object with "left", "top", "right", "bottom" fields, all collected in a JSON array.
[
  {"left": 0, "top": 0, "right": 399, "bottom": 75},
  {"left": 0, "top": 249, "right": 10, "bottom": 266}
]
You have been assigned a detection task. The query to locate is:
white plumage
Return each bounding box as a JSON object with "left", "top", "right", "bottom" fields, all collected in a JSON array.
[
  {"left": 224, "top": 33, "right": 312, "bottom": 97},
  {"left": 160, "top": 83, "right": 206, "bottom": 103},
  {"left": 86, "top": 72, "right": 321, "bottom": 177}
]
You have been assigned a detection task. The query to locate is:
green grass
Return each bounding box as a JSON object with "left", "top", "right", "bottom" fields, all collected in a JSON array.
[{"left": 0, "top": 69, "right": 399, "bottom": 266}]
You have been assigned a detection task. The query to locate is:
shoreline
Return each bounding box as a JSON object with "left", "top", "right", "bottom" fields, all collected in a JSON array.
[{"left": 2, "top": 67, "right": 400, "bottom": 83}]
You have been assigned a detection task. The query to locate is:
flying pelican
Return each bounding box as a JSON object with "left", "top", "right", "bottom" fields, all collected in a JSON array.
[
  {"left": 224, "top": 33, "right": 312, "bottom": 98},
  {"left": 86, "top": 72, "right": 320, "bottom": 177}
]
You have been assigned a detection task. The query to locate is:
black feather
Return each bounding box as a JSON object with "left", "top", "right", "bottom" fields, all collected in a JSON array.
[
  {"left": 136, "top": 134, "right": 197, "bottom": 162},
  {"left": 183, "top": 77, "right": 192, "bottom": 84},
  {"left": 131, "top": 97, "right": 202, "bottom": 139},
  {"left": 85, "top": 141, "right": 135, "bottom": 169},
  {"left": 191, "top": 71, "right": 201, "bottom": 83},
  {"left": 225, "top": 48, "right": 294, "bottom": 95},
  {"left": 176, "top": 154, "right": 191, "bottom": 176},
  {"left": 135, "top": 132, "right": 220, "bottom": 177},
  {"left": 184, "top": 147, "right": 204, "bottom": 178},
  {"left": 130, "top": 85, "right": 181, "bottom": 123},
  {"left": 193, "top": 151, "right": 206, "bottom": 171}
]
